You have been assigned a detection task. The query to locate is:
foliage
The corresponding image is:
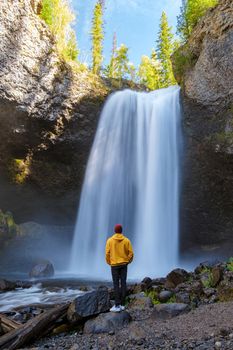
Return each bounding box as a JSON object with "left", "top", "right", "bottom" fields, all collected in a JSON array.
[
  {"left": 200, "top": 267, "right": 214, "bottom": 288},
  {"left": 105, "top": 44, "right": 132, "bottom": 81},
  {"left": 145, "top": 290, "right": 160, "bottom": 305},
  {"left": 226, "top": 257, "right": 233, "bottom": 272},
  {"left": 8, "top": 158, "right": 30, "bottom": 184},
  {"left": 177, "top": 0, "right": 218, "bottom": 41},
  {"left": 172, "top": 45, "right": 197, "bottom": 84},
  {"left": 91, "top": 1, "right": 104, "bottom": 74},
  {"left": 40, "top": 0, "right": 79, "bottom": 61},
  {"left": 0, "top": 210, "right": 19, "bottom": 237},
  {"left": 138, "top": 50, "right": 161, "bottom": 90},
  {"left": 157, "top": 12, "right": 176, "bottom": 88}
]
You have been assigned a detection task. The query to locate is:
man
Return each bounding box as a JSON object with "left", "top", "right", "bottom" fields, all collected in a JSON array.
[{"left": 105, "top": 224, "right": 134, "bottom": 312}]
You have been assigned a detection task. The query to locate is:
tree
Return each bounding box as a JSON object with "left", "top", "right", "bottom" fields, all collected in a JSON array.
[
  {"left": 157, "top": 12, "right": 176, "bottom": 88},
  {"left": 40, "top": 0, "right": 79, "bottom": 61},
  {"left": 138, "top": 50, "right": 161, "bottom": 90},
  {"left": 177, "top": 0, "right": 218, "bottom": 41},
  {"left": 91, "top": 1, "right": 104, "bottom": 74},
  {"left": 105, "top": 32, "right": 118, "bottom": 78},
  {"left": 114, "top": 44, "right": 130, "bottom": 80}
]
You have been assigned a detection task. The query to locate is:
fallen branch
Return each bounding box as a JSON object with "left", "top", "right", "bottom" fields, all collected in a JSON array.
[{"left": 0, "top": 303, "right": 69, "bottom": 350}]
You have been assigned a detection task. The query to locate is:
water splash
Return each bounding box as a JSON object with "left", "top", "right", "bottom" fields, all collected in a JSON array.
[{"left": 70, "top": 86, "right": 181, "bottom": 279}]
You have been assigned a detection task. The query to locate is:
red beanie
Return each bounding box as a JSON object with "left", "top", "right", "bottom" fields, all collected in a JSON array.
[{"left": 114, "top": 224, "right": 122, "bottom": 233}]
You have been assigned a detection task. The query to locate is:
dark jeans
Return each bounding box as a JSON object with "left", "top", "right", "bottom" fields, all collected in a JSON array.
[{"left": 111, "top": 264, "right": 127, "bottom": 306}]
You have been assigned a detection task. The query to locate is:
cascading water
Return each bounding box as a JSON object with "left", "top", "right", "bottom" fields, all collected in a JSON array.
[{"left": 70, "top": 86, "right": 181, "bottom": 279}]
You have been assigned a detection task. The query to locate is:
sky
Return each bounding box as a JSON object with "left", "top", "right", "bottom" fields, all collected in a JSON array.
[{"left": 71, "top": 0, "right": 182, "bottom": 67}]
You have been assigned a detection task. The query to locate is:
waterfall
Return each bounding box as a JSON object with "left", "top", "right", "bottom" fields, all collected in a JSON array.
[{"left": 70, "top": 86, "right": 181, "bottom": 279}]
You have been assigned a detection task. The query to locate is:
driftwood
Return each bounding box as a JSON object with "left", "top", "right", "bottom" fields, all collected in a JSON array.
[
  {"left": 0, "top": 315, "right": 21, "bottom": 334},
  {"left": 0, "top": 303, "right": 69, "bottom": 350}
]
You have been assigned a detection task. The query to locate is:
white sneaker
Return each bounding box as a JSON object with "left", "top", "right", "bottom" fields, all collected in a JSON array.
[
  {"left": 120, "top": 305, "right": 125, "bottom": 311},
  {"left": 110, "top": 305, "right": 121, "bottom": 312}
]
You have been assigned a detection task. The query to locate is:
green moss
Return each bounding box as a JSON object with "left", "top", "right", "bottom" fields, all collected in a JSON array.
[
  {"left": 145, "top": 290, "right": 161, "bottom": 305},
  {"left": 226, "top": 257, "right": 233, "bottom": 272},
  {"left": 8, "top": 158, "right": 30, "bottom": 184},
  {"left": 172, "top": 45, "right": 197, "bottom": 84}
]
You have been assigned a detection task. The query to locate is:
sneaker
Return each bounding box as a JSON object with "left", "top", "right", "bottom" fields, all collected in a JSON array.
[
  {"left": 110, "top": 305, "right": 121, "bottom": 312},
  {"left": 120, "top": 305, "right": 125, "bottom": 311}
]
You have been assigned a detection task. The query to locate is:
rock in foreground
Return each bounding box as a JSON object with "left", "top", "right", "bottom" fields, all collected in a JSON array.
[
  {"left": 151, "top": 303, "right": 190, "bottom": 320},
  {"left": 84, "top": 311, "right": 131, "bottom": 334},
  {"left": 67, "top": 287, "right": 110, "bottom": 323}
]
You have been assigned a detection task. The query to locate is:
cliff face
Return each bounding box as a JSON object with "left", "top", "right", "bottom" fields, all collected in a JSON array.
[
  {"left": 0, "top": 0, "right": 108, "bottom": 224},
  {"left": 173, "top": 0, "right": 233, "bottom": 253}
]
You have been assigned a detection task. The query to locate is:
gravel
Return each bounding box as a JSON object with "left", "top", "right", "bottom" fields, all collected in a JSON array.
[{"left": 21, "top": 301, "right": 233, "bottom": 350}]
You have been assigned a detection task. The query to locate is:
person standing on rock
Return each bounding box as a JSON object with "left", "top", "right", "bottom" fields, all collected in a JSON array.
[{"left": 105, "top": 224, "right": 134, "bottom": 312}]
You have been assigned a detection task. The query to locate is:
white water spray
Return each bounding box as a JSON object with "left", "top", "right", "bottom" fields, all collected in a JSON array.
[{"left": 70, "top": 86, "right": 181, "bottom": 279}]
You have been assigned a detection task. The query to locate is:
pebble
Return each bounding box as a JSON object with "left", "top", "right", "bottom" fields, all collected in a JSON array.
[{"left": 215, "top": 341, "right": 222, "bottom": 348}]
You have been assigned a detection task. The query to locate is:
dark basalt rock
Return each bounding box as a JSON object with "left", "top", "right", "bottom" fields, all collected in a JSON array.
[
  {"left": 29, "top": 260, "right": 54, "bottom": 278},
  {"left": 84, "top": 311, "right": 131, "bottom": 334},
  {"left": 151, "top": 303, "right": 190, "bottom": 320},
  {"left": 67, "top": 287, "right": 110, "bottom": 323}
]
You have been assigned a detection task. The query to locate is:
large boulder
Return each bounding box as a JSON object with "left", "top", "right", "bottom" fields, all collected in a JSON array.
[
  {"left": 151, "top": 303, "right": 190, "bottom": 320},
  {"left": 67, "top": 287, "right": 110, "bottom": 323},
  {"left": 29, "top": 260, "right": 54, "bottom": 278},
  {"left": 166, "top": 268, "right": 189, "bottom": 288},
  {"left": 84, "top": 311, "right": 131, "bottom": 334}
]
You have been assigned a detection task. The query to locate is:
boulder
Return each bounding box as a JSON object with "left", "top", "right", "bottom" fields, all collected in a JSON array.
[
  {"left": 140, "top": 277, "right": 152, "bottom": 291},
  {"left": 151, "top": 303, "right": 190, "bottom": 320},
  {"left": 29, "top": 260, "right": 54, "bottom": 278},
  {"left": 0, "top": 279, "right": 16, "bottom": 291},
  {"left": 212, "top": 266, "right": 224, "bottom": 287},
  {"left": 67, "top": 287, "right": 110, "bottom": 323},
  {"left": 84, "top": 311, "right": 131, "bottom": 334},
  {"left": 175, "top": 292, "right": 190, "bottom": 304},
  {"left": 158, "top": 290, "right": 173, "bottom": 303},
  {"left": 128, "top": 292, "right": 153, "bottom": 309},
  {"left": 166, "top": 268, "right": 189, "bottom": 288}
]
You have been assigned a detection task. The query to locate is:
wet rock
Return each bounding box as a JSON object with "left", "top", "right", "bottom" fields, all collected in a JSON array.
[
  {"left": 0, "top": 279, "right": 16, "bottom": 291},
  {"left": 67, "top": 287, "right": 110, "bottom": 323},
  {"left": 29, "top": 260, "right": 54, "bottom": 278},
  {"left": 83, "top": 311, "right": 131, "bottom": 334},
  {"left": 166, "top": 268, "right": 189, "bottom": 288},
  {"left": 158, "top": 290, "right": 173, "bottom": 303},
  {"left": 151, "top": 303, "right": 190, "bottom": 320}
]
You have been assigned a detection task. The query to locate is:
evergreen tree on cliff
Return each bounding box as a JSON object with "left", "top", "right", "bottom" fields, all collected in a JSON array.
[
  {"left": 157, "top": 12, "right": 176, "bottom": 88},
  {"left": 91, "top": 0, "right": 104, "bottom": 74},
  {"left": 177, "top": 0, "right": 218, "bottom": 41}
]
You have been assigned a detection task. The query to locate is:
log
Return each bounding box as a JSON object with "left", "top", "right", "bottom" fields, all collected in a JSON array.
[
  {"left": 0, "top": 315, "right": 21, "bottom": 333},
  {"left": 0, "top": 303, "right": 69, "bottom": 350}
]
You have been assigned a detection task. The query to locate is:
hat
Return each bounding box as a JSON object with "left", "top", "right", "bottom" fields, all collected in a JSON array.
[{"left": 114, "top": 224, "right": 122, "bottom": 233}]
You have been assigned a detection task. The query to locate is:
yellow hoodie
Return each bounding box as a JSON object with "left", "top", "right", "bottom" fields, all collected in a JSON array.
[{"left": 105, "top": 233, "right": 134, "bottom": 266}]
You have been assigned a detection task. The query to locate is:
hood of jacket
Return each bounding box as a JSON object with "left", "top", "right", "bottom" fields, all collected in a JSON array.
[{"left": 112, "top": 233, "right": 125, "bottom": 240}]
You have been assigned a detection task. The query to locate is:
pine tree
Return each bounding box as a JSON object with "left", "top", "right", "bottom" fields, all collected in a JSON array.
[
  {"left": 91, "top": 1, "right": 104, "bottom": 74},
  {"left": 114, "top": 44, "right": 130, "bottom": 80},
  {"left": 105, "top": 32, "right": 117, "bottom": 78},
  {"left": 157, "top": 12, "right": 176, "bottom": 88},
  {"left": 138, "top": 50, "right": 161, "bottom": 90},
  {"left": 177, "top": 0, "right": 218, "bottom": 41}
]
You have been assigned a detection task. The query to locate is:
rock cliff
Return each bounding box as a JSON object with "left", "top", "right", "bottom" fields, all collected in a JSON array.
[
  {"left": 173, "top": 0, "right": 233, "bottom": 253},
  {"left": 0, "top": 0, "right": 108, "bottom": 223}
]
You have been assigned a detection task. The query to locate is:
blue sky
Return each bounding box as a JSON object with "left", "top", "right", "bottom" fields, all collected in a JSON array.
[{"left": 71, "top": 0, "right": 182, "bottom": 67}]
